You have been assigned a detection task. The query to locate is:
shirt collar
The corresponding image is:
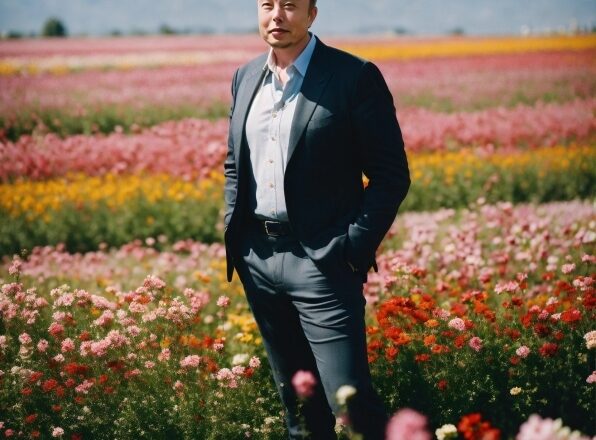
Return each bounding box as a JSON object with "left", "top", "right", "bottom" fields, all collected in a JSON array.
[{"left": 265, "top": 32, "right": 317, "bottom": 77}]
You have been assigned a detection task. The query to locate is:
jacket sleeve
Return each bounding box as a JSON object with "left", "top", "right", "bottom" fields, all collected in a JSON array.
[
  {"left": 223, "top": 68, "right": 240, "bottom": 232},
  {"left": 345, "top": 61, "right": 411, "bottom": 271}
]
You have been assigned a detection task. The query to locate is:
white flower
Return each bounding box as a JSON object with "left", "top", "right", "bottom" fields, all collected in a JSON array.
[
  {"left": 510, "top": 387, "right": 522, "bottom": 396},
  {"left": 435, "top": 423, "right": 458, "bottom": 440},
  {"left": 232, "top": 353, "right": 249, "bottom": 365},
  {"left": 335, "top": 385, "right": 357, "bottom": 406}
]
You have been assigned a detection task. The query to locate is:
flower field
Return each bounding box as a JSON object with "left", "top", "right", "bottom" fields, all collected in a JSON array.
[{"left": 1, "top": 33, "right": 595, "bottom": 439}]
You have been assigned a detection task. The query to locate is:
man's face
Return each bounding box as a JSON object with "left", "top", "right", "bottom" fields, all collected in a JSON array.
[{"left": 257, "top": 0, "right": 317, "bottom": 50}]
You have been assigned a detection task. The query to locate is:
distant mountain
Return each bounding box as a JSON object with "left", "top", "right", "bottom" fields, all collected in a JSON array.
[{"left": 1, "top": 0, "right": 594, "bottom": 37}]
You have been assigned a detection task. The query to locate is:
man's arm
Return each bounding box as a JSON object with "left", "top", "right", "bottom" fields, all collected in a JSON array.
[
  {"left": 223, "top": 68, "right": 240, "bottom": 232},
  {"left": 345, "top": 61, "right": 411, "bottom": 271}
]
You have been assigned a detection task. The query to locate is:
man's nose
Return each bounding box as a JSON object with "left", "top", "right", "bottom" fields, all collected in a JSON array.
[{"left": 272, "top": 5, "right": 284, "bottom": 22}]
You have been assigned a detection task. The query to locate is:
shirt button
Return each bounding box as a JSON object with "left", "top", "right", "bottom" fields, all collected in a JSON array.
[
  {"left": 272, "top": 112, "right": 277, "bottom": 118},
  {"left": 269, "top": 183, "right": 274, "bottom": 188},
  {"left": 269, "top": 159, "right": 274, "bottom": 164},
  {"left": 271, "top": 136, "right": 276, "bottom": 141}
]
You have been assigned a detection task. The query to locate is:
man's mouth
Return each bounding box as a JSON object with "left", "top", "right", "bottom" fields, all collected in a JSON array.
[{"left": 269, "top": 28, "right": 288, "bottom": 34}]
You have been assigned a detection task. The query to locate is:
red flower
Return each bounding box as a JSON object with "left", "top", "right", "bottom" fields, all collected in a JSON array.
[
  {"left": 458, "top": 413, "right": 501, "bottom": 440},
  {"left": 509, "top": 356, "right": 520, "bottom": 365},
  {"left": 71, "top": 434, "right": 83, "bottom": 440},
  {"left": 51, "top": 405, "right": 62, "bottom": 412},
  {"left": 533, "top": 323, "right": 551, "bottom": 337},
  {"left": 538, "top": 342, "right": 558, "bottom": 357},
  {"left": 415, "top": 354, "right": 431, "bottom": 363},
  {"left": 64, "top": 363, "right": 90, "bottom": 376},
  {"left": 28, "top": 372, "right": 43, "bottom": 384},
  {"left": 24, "top": 414, "right": 38, "bottom": 424},
  {"left": 55, "top": 386, "right": 66, "bottom": 398},
  {"left": 20, "top": 387, "right": 33, "bottom": 396},
  {"left": 454, "top": 334, "right": 467, "bottom": 348},
  {"left": 437, "top": 379, "right": 448, "bottom": 390},
  {"left": 561, "top": 309, "right": 581, "bottom": 323},
  {"left": 42, "top": 379, "right": 58, "bottom": 392},
  {"left": 504, "top": 327, "right": 521, "bottom": 340}
]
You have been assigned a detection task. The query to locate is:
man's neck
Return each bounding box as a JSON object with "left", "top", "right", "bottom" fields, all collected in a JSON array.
[{"left": 271, "top": 33, "right": 311, "bottom": 69}]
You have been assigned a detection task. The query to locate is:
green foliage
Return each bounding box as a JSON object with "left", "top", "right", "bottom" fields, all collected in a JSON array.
[{"left": 42, "top": 18, "right": 67, "bottom": 38}]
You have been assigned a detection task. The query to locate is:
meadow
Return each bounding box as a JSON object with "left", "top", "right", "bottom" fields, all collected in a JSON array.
[{"left": 0, "top": 34, "right": 595, "bottom": 439}]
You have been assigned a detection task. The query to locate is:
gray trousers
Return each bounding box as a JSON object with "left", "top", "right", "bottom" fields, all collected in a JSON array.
[{"left": 234, "top": 223, "right": 389, "bottom": 439}]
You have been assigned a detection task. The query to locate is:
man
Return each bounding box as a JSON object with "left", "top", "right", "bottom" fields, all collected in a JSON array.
[{"left": 223, "top": 0, "right": 410, "bottom": 438}]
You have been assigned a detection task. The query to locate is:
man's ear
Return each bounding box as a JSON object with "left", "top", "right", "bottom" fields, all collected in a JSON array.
[{"left": 308, "top": 7, "right": 318, "bottom": 28}]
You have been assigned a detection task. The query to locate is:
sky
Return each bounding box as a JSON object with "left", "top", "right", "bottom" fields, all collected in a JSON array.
[{"left": 0, "top": 0, "right": 594, "bottom": 36}]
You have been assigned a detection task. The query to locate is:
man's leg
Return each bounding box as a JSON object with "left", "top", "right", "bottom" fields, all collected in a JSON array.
[
  {"left": 234, "top": 229, "right": 338, "bottom": 439},
  {"left": 281, "top": 243, "right": 389, "bottom": 440}
]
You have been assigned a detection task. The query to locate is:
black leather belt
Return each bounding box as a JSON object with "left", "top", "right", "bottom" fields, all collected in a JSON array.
[{"left": 254, "top": 219, "right": 293, "bottom": 237}]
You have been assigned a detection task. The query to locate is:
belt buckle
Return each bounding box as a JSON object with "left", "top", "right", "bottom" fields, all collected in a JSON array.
[{"left": 264, "top": 221, "right": 280, "bottom": 237}]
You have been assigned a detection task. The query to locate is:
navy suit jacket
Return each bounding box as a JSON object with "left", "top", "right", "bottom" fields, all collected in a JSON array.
[{"left": 223, "top": 36, "right": 410, "bottom": 283}]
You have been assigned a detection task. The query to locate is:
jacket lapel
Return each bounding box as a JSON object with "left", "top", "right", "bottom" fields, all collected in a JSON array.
[
  {"left": 287, "top": 38, "right": 333, "bottom": 165},
  {"left": 233, "top": 59, "right": 267, "bottom": 172}
]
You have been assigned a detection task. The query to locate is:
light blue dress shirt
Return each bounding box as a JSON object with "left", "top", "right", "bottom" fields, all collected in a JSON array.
[{"left": 245, "top": 33, "right": 317, "bottom": 222}]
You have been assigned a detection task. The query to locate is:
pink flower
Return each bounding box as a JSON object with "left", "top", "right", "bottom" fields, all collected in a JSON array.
[
  {"left": 215, "top": 368, "right": 234, "bottom": 381},
  {"left": 448, "top": 318, "right": 465, "bottom": 332},
  {"left": 173, "top": 380, "right": 184, "bottom": 391},
  {"left": 385, "top": 408, "right": 431, "bottom": 440},
  {"left": 51, "top": 427, "right": 64, "bottom": 437},
  {"left": 232, "top": 365, "right": 245, "bottom": 375},
  {"left": 180, "top": 355, "right": 201, "bottom": 369},
  {"left": 0, "top": 336, "right": 8, "bottom": 350},
  {"left": 158, "top": 348, "right": 171, "bottom": 362},
  {"left": 145, "top": 361, "right": 155, "bottom": 369},
  {"left": 8, "top": 258, "right": 22, "bottom": 276},
  {"left": 61, "top": 338, "right": 75, "bottom": 353},
  {"left": 561, "top": 263, "right": 575, "bottom": 274},
  {"left": 216, "top": 295, "right": 230, "bottom": 308},
  {"left": 587, "top": 371, "right": 596, "bottom": 384},
  {"left": 292, "top": 370, "right": 317, "bottom": 398},
  {"left": 75, "top": 379, "right": 94, "bottom": 394},
  {"left": 18, "top": 333, "right": 32, "bottom": 345},
  {"left": 516, "top": 346, "right": 530, "bottom": 358},
  {"left": 37, "top": 339, "right": 49, "bottom": 352},
  {"left": 143, "top": 274, "right": 166, "bottom": 290},
  {"left": 5, "top": 429, "right": 14, "bottom": 437},
  {"left": 249, "top": 356, "right": 261, "bottom": 368},
  {"left": 468, "top": 336, "right": 483, "bottom": 352},
  {"left": 48, "top": 322, "right": 64, "bottom": 337},
  {"left": 495, "top": 280, "right": 519, "bottom": 294}
]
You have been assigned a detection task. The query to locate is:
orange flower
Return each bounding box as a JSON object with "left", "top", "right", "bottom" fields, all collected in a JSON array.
[
  {"left": 423, "top": 335, "right": 436, "bottom": 346},
  {"left": 431, "top": 344, "right": 450, "bottom": 354},
  {"left": 385, "top": 346, "right": 399, "bottom": 360},
  {"left": 424, "top": 319, "right": 439, "bottom": 328}
]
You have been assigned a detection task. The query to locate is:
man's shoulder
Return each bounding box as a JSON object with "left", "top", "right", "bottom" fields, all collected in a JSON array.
[
  {"left": 235, "top": 52, "right": 268, "bottom": 81},
  {"left": 317, "top": 40, "right": 368, "bottom": 69}
]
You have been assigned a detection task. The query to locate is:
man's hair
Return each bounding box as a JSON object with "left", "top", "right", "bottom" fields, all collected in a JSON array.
[{"left": 310, "top": 0, "right": 317, "bottom": 10}]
